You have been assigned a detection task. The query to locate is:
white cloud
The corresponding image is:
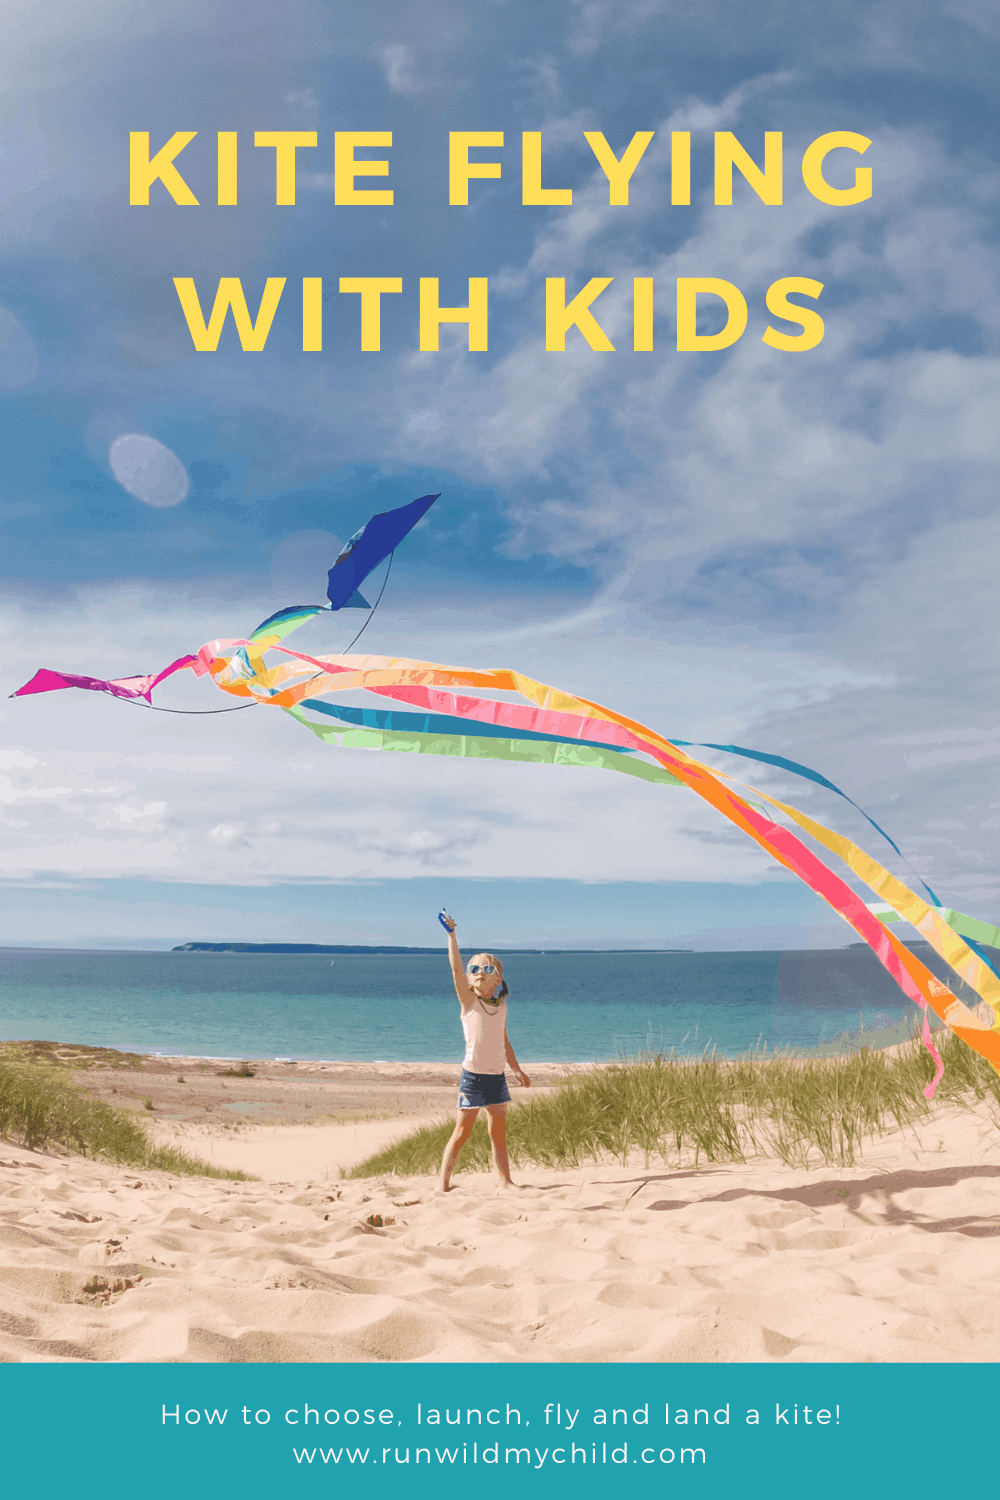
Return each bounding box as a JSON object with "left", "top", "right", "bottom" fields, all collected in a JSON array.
[
  {"left": 113, "top": 800, "right": 166, "bottom": 823},
  {"left": 0, "top": 748, "right": 37, "bottom": 770},
  {"left": 284, "top": 87, "right": 318, "bottom": 121},
  {"left": 380, "top": 41, "right": 422, "bottom": 95}
]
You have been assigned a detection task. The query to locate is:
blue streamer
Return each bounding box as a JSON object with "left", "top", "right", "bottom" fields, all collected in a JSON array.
[
  {"left": 670, "top": 740, "right": 943, "bottom": 908},
  {"left": 300, "top": 698, "right": 637, "bottom": 752}
]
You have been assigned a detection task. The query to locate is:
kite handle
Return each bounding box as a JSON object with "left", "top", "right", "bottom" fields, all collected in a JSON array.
[{"left": 438, "top": 910, "right": 455, "bottom": 932}]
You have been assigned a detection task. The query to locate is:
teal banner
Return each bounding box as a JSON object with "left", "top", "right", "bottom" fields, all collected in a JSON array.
[{"left": 4, "top": 1362, "right": 992, "bottom": 1497}]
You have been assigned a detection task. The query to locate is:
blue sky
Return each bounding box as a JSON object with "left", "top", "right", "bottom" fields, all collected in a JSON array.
[{"left": 2, "top": 0, "right": 998, "bottom": 949}]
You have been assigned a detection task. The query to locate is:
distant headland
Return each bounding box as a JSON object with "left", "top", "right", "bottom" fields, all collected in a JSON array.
[
  {"left": 171, "top": 942, "right": 694, "bottom": 955},
  {"left": 173, "top": 942, "right": 450, "bottom": 954}
]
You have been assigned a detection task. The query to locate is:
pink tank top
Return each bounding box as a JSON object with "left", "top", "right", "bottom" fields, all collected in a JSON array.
[{"left": 461, "top": 998, "right": 507, "bottom": 1073}]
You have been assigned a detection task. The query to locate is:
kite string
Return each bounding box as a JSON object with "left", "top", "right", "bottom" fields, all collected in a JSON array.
[
  {"left": 341, "top": 549, "right": 393, "bottom": 653},
  {"left": 241, "top": 549, "right": 398, "bottom": 703},
  {"left": 111, "top": 695, "right": 258, "bottom": 715},
  {"left": 103, "top": 551, "right": 397, "bottom": 715}
]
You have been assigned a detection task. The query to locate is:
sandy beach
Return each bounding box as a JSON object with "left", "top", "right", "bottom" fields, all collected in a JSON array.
[{"left": 1, "top": 1055, "right": 999, "bottom": 1363}]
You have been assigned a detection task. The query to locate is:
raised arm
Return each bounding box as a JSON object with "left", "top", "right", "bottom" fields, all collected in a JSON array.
[{"left": 442, "top": 914, "right": 474, "bottom": 1009}]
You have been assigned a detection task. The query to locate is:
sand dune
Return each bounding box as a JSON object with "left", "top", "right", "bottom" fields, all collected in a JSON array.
[
  {"left": 1, "top": 1097, "right": 999, "bottom": 1363},
  {"left": 146, "top": 1112, "right": 450, "bottom": 1180}
]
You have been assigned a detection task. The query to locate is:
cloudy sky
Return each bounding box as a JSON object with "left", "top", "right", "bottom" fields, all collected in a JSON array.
[{"left": 2, "top": 0, "right": 998, "bottom": 949}]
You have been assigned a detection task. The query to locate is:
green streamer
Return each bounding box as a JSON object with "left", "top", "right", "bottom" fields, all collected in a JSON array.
[{"left": 283, "top": 705, "right": 683, "bottom": 786}]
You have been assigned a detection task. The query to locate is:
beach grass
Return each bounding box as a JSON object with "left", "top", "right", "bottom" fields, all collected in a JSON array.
[
  {"left": 348, "top": 1028, "right": 1000, "bottom": 1178},
  {"left": 0, "top": 1039, "right": 151, "bottom": 1071},
  {"left": 0, "top": 1054, "right": 251, "bottom": 1179}
]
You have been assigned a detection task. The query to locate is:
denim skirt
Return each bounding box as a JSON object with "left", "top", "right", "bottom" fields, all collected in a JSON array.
[{"left": 457, "top": 1068, "right": 511, "bottom": 1109}]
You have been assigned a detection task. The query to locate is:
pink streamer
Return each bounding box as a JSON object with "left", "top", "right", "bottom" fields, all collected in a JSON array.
[
  {"left": 12, "top": 656, "right": 198, "bottom": 702},
  {"left": 917, "top": 1004, "right": 945, "bottom": 1098},
  {"left": 362, "top": 680, "right": 645, "bottom": 750}
]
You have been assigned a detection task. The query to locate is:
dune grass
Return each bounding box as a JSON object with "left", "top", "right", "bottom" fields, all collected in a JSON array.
[
  {"left": 0, "top": 1055, "right": 251, "bottom": 1180},
  {"left": 349, "top": 1028, "right": 1000, "bottom": 1179}
]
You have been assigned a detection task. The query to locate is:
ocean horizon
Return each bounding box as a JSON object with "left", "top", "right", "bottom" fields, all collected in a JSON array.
[{"left": 0, "top": 944, "right": 969, "bottom": 1064}]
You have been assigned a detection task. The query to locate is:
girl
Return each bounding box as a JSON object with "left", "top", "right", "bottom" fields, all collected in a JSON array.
[{"left": 438, "top": 915, "right": 530, "bottom": 1191}]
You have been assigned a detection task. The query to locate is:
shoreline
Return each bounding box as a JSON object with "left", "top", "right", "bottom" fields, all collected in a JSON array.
[{"left": 0, "top": 1006, "right": 948, "bottom": 1073}]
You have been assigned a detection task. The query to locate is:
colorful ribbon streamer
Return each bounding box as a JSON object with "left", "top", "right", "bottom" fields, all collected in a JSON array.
[
  {"left": 288, "top": 703, "right": 681, "bottom": 786},
  {"left": 14, "top": 619, "right": 1000, "bottom": 1087},
  {"left": 296, "top": 697, "right": 641, "bottom": 753},
  {"left": 669, "top": 739, "right": 943, "bottom": 908},
  {"left": 217, "top": 644, "right": 1000, "bottom": 1084},
  {"left": 11, "top": 656, "right": 198, "bottom": 703}
]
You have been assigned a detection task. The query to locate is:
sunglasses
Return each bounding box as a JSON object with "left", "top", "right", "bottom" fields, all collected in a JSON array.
[{"left": 467, "top": 964, "right": 497, "bottom": 975}]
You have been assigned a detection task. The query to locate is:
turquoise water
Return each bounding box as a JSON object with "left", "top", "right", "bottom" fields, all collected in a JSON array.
[{"left": 0, "top": 945, "right": 964, "bottom": 1061}]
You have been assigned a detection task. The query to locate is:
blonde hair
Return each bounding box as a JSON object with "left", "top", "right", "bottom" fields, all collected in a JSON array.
[{"left": 469, "top": 951, "right": 508, "bottom": 1000}]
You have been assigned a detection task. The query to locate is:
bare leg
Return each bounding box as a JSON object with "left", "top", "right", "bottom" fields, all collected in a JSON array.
[
  {"left": 485, "top": 1104, "right": 515, "bottom": 1186},
  {"left": 439, "top": 1108, "right": 479, "bottom": 1191}
]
